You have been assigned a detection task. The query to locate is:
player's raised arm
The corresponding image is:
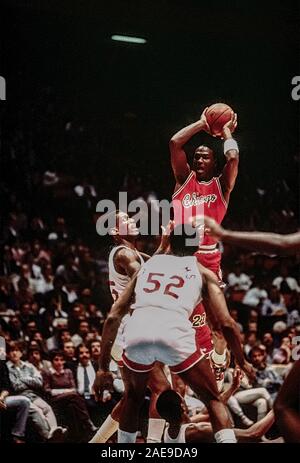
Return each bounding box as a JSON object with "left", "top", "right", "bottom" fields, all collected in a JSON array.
[
  {"left": 169, "top": 108, "right": 210, "bottom": 190},
  {"left": 93, "top": 274, "right": 138, "bottom": 400},
  {"left": 219, "top": 112, "right": 239, "bottom": 202},
  {"left": 204, "top": 216, "right": 300, "bottom": 255}
]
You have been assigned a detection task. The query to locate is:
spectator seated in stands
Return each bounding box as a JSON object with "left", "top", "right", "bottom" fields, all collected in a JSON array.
[
  {"left": 6, "top": 341, "right": 64, "bottom": 441},
  {"left": 42, "top": 350, "right": 96, "bottom": 442}
]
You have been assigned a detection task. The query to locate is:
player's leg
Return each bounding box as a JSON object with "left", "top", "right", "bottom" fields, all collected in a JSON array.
[
  {"left": 192, "top": 298, "right": 228, "bottom": 387},
  {"left": 178, "top": 357, "right": 236, "bottom": 443},
  {"left": 146, "top": 362, "right": 171, "bottom": 443},
  {"left": 118, "top": 365, "right": 150, "bottom": 443},
  {"left": 89, "top": 363, "right": 130, "bottom": 443}
]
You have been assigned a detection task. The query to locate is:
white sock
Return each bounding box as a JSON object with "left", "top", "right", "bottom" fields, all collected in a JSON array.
[
  {"left": 211, "top": 349, "right": 227, "bottom": 365},
  {"left": 89, "top": 415, "right": 119, "bottom": 443},
  {"left": 215, "top": 429, "right": 237, "bottom": 443},
  {"left": 118, "top": 429, "right": 137, "bottom": 443},
  {"left": 146, "top": 418, "right": 166, "bottom": 443}
]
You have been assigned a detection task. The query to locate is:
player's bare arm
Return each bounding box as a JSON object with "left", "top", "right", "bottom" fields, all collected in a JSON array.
[
  {"left": 93, "top": 274, "right": 138, "bottom": 400},
  {"left": 169, "top": 108, "right": 210, "bottom": 190},
  {"left": 205, "top": 216, "right": 300, "bottom": 254},
  {"left": 199, "top": 262, "right": 255, "bottom": 380},
  {"left": 114, "top": 247, "right": 143, "bottom": 277},
  {"left": 219, "top": 112, "right": 239, "bottom": 203}
]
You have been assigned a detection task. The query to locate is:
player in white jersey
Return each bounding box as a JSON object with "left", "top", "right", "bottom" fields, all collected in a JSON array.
[
  {"left": 95, "top": 224, "right": 255, "bottom": 443},
  {"left": 90, "top": 210, "right": 171, "bottom": 444},
  {"left": 157, "top": 389, "right": 276, "bottom": 443}
]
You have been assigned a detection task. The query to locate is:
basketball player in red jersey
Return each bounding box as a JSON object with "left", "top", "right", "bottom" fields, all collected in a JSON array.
[
  {"left": 91, "top": 211, "right": 171, "bottom": 443},
  {"left": 169, "top": 108, "right": 238, "bottom": 362}
]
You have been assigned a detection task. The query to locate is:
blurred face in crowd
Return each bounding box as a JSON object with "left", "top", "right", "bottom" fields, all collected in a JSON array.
[
  {"left": 43, "top": 264, "right": 53, "bottom": 277},
  {"left": 26, "top": 321, "right": 37, "bottom": 336},
  {"left": 249, "top": 310, "right": 258, "bottom": 322},
  {"left": 21, "top": 264, "right": 30, "bottom": 277},
  {"left": 72, "top": 305, "right": 86, "bottom": 320},
  {"left": 90, "top": 341, "right": 101, "bottom": 359},
  {"left": 32, "top": 243, "right": 41, "bottom": 256},
  {"left": 79, "top": 321, "right": 89, "bottom": 336},
  {"left": 29, "top": 340, "right": 39, "bottom": 350},
  {"left": 8, "top": 346, "right": 23, "bottom": 364},
  {"left": 250, "top": 349, "right": 266, "bottom": 369},
  {"left": 246, "top": 332, "right": 257, "bottom": 346},
  {"left": 33, "top": 331, "right": 43, "bottom": 342},
  {"left": 20, "top": 303, "right": 31, "bottom": 315},
  {"left": 31, "top": 302, "right": 39, "bottom": 314},
  {"left": 78, "top": 345, "right": 90, "bottom": 366},
  {"left": 288, "top": 328, "right": 296, "bottom": 339},
  {"left": 270, "top": 287, "right": 280, "bottom": 303},
  {"left": 28, "top": 349, "right": 41, "bottom": 366},
  {"left": 63, "top": 341, "right": 75, "bottom": 360},
  {"left": 52, "top": 354, "right": 65, "bottom": 372},
  {"left": 248, "top": 322, "right": 257, "bottom": 333},
  {"left": 263, "top": 333, "right": 273, "bottom": 347},
  {"left": 10, "top": 316, "right": 22, "bottom": 331},
  {"left": 88, "top": 304, "right": 98, "bottom": 316},
  {"left": 60, "top": 329, "right": 71, "bottom": 343},
  {"left": 230, "top": 309, "right": 238, "bottom": 322},
  {"left": 281, "top": 336, "right": 291, "bottom": 348}
]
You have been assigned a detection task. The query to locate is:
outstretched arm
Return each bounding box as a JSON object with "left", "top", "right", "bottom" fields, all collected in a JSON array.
[
  {"left": 274, "top": 360, "right": 300, "bottom": 442},
  {"left": 204, "top": 216, "right": 300, "bottom": 254},
  {"left": 169, "top": 109, "right": 210, "bottom": 191},
  {"left": 219, "top": 113, "right": 239, "bottom": 203},
  {"left": 101, "top": 275, "right": 137, "bottom": 372},
  {"left": 93, "top": 274, "right": 138, "bottom": 400}
]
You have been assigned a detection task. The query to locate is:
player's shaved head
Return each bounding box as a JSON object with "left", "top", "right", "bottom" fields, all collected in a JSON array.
[
  {"left": 156, "top": 390, "right": 183, "bottom": 422},
  {"left": 170, "top": 224, "right": 200, "bottom": 256}
]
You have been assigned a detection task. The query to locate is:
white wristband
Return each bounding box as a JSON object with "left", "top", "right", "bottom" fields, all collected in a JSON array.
[{"left": 224, "top": 139, "right": 239, "bottom": 154}]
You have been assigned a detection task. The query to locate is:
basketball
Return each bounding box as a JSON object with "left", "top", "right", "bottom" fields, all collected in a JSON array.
[{"left": 205, "top": 103, "right": 235, "bottom": 137}]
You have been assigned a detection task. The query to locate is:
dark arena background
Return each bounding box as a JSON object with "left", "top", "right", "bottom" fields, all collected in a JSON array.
[{"left": 0, "top": 0, "right": 299, "bottom": 449}]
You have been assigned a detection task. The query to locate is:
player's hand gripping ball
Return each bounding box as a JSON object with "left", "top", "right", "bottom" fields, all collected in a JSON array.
[{"left": 205, "top": 103, "right": 236, "bottom": 137}]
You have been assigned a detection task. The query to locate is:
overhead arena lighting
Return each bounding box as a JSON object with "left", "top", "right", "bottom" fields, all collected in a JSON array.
[{"left": 111, "top": 34, "right": 147, "bottom": 44}]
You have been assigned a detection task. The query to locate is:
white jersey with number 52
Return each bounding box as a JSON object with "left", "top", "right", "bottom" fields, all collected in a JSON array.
[{"left": 132, "top": 254, "right": 203, "bottom": 317}]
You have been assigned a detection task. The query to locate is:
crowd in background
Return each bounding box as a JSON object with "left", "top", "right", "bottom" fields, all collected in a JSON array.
[{"left": 0, "top": 87, "right": 299, "bottom": 442}]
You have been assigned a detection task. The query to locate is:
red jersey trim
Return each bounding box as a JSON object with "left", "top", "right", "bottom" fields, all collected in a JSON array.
[
  {"left": 195, "top": 177, "right": 215, "bottom": 186},
  {"left": 172, "top": 171, "right": 194, "bottom": 199},
  {"left": 169, "top": 349, "right": 205, "bottom": 374},
  {"left": 215, "top": 176, "right": 228, "bottom": 209}
]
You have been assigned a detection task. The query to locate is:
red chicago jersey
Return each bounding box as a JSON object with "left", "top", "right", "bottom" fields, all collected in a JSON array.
[{"left": 172, "top": 171, "right": 227, "bottom": 247}]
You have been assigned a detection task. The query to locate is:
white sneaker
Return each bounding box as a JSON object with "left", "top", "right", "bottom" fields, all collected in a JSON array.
[{"left": 240, "top": 415, "right": 254, "bottom": 427}]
